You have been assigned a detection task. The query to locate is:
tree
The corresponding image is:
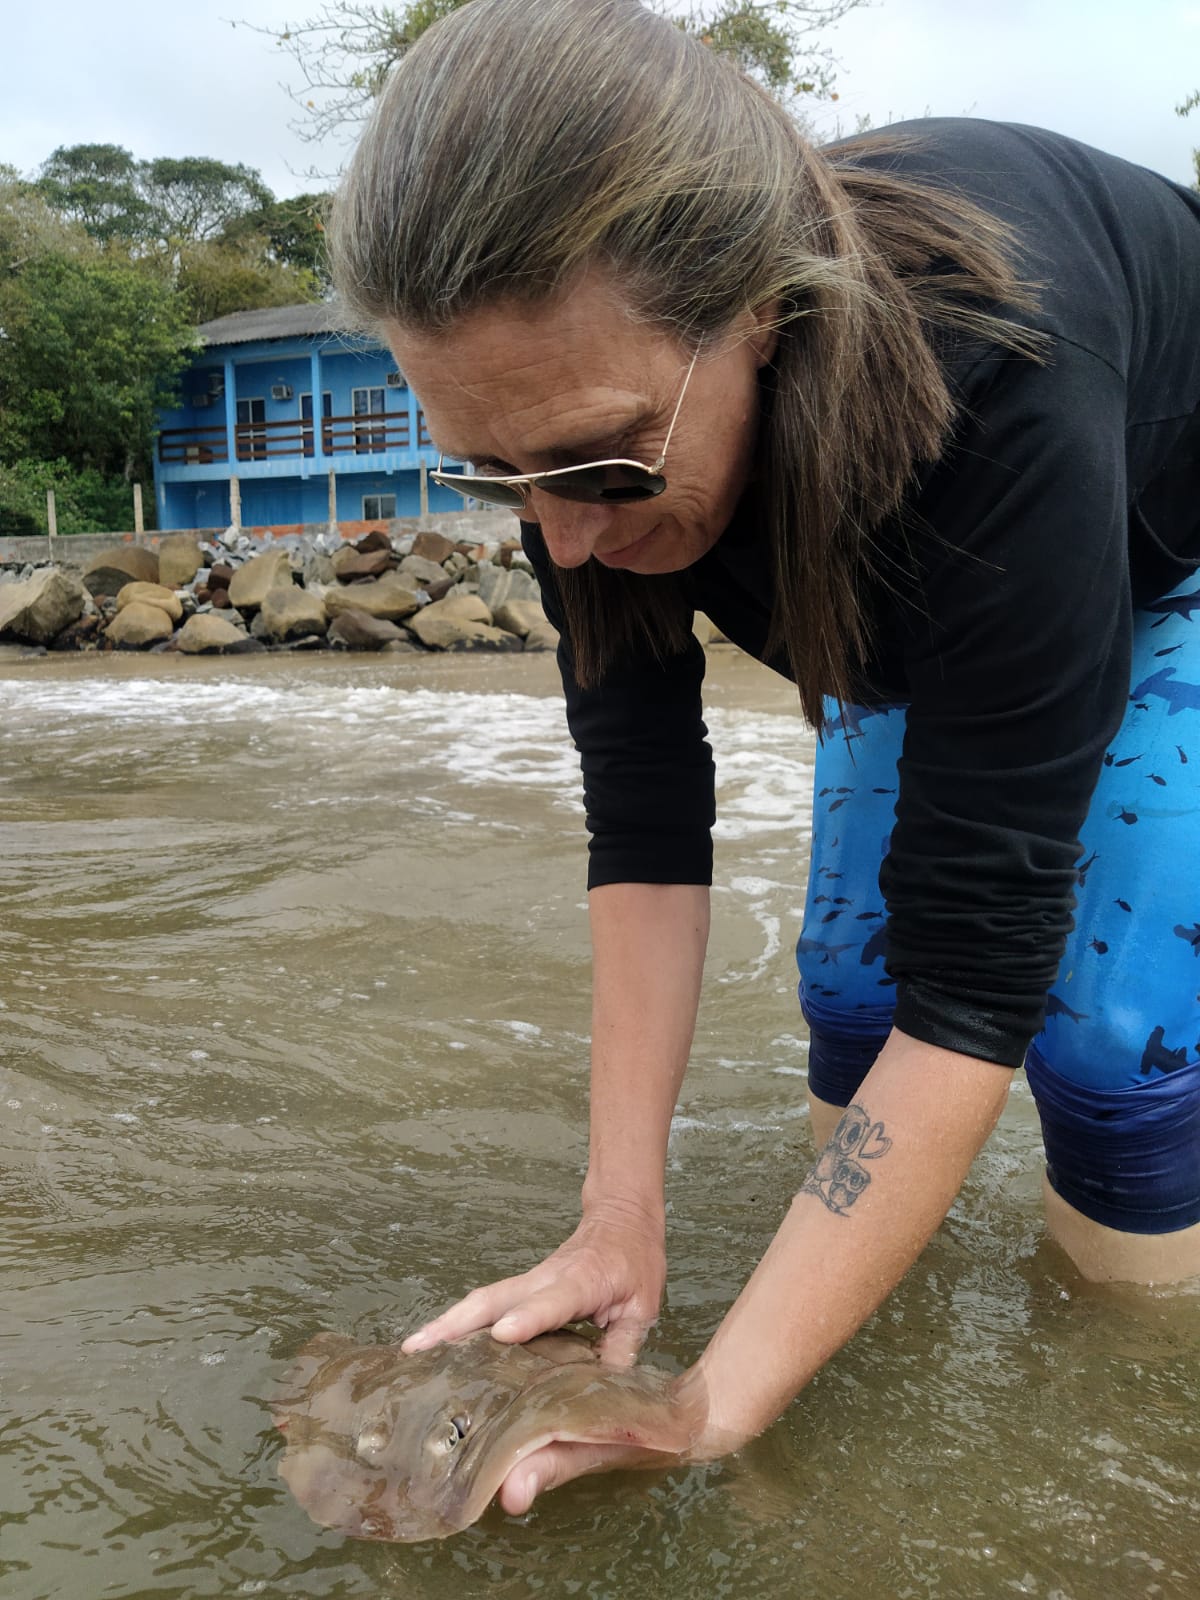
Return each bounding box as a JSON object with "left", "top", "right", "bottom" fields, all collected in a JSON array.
[
  {"left": 35, "top": 143, "right": 156, "bottom": 244},
  {"left": 0, "top": 241, "right": 195, "bottom": 479},
  {"left": 222, "top": 191, "right": 332, "bottom": 282},
  {"left": 250, "top": 0, "right": 860, "bottom": 144},
  {"left": 175, "top": 236, "right": 322, "bottom": 323},
  {"left": 139, "top": 156, "right": 274, "bottom": 244}
]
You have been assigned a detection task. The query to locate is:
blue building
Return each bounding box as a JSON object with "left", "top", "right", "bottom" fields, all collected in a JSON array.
[{"left": 155, "top": 303, "right": 463, "bottom": 532}]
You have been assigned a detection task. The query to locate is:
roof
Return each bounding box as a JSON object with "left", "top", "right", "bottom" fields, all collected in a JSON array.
[{"left": 195, "top": 301, "right": 379, "bottom": 349}]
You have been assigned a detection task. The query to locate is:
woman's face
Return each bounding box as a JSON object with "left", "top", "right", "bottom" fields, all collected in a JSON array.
[{"left": 385, "top": 272, "right": 776, "bottom": 575}]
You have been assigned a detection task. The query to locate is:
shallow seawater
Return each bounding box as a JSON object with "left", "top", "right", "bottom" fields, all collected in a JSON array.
[{"left": 1, "top": 648, "right": 1196, "bottom": 1600}]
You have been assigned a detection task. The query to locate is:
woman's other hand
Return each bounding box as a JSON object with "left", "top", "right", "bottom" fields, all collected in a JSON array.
[{"left": 495, "top": 1360, "right": 744, "bottom": 1516}]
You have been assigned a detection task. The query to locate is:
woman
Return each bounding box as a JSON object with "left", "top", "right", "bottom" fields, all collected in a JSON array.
[{"left": 328, "top": 0, "right": 1200, "bottom": 1514}]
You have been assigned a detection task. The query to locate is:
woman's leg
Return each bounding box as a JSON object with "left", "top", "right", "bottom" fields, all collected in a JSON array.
[{"left": 1029, "top": 571, "right": 1200, "bottom": 1283}]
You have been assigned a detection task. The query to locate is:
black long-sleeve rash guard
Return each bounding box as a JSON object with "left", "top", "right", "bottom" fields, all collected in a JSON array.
[{"left": 520, "top": 118, "right": 1200, "bottom": 1070}]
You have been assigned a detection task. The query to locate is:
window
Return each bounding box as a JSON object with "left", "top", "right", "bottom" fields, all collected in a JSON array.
[
  {"left": 352, "top": 386, "right": 387, "bottom": 452},
  {"left": 236, "top": 396, "right": 266, "bottom": 461},
  {"left": 300, "top": 391, "right": 333, "bottom": 458},
  {"left": 363, "top": 494, "right": 397, "bottom": 520}
]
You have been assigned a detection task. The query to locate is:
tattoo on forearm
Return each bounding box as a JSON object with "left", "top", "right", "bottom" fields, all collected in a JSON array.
[{"left": 801, "top": 1102, "right": 893, "bottom": 1216}]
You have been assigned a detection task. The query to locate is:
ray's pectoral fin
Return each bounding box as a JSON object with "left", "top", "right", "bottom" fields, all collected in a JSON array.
[{"left": 273, "top": 1331, "right": 358, "bottom": 1427}]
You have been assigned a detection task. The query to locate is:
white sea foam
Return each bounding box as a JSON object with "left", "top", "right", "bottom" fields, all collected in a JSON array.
[{"left": 0, "top": 675, "right": 815, "bottom": 841}]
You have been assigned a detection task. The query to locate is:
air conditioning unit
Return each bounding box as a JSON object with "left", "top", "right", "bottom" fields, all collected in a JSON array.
[
  {"left": 271, "top": 384, "right": 294, "bottom": 401},
  {"left": 207, "top": 372, "right": 224, "bottom": 394},
  {"left": 385, "top": 370, "right": 405, "bottom": 387}
]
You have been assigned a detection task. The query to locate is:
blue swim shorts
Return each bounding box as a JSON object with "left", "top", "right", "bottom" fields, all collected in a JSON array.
[{"left": 796, "top": 573, "right": 1200, "bottom": 1235}]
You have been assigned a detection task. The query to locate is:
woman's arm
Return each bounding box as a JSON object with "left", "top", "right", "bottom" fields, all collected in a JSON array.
[
  {"left": 496, "top": 1028, "right": 1012, "bottom": 1511},
  {"left": 403, "top": 880, "right": 709, "bottom": 1359},
  {"left": 681, "top": 1028, "right": 1013, "bottom": 1448}
]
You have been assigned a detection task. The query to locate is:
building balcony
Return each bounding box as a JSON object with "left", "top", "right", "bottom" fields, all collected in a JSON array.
[{"left": 158, "top": 412, "right": 434, "bottom": 471}]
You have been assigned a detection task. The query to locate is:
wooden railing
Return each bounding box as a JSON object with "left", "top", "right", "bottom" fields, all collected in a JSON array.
[
  {"left": 158, "top": 411, "right": 426, "bottom": 465},
  {"left": 158, "top": 425, "right": 230, "bottom": 465}
]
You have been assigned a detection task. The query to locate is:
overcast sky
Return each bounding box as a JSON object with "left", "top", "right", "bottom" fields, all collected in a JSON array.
[{"left": 6, "top": 0, "right": 1199, "bottom": 197}]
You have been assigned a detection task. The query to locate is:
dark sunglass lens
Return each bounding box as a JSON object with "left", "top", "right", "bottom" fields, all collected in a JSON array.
[
  {"left": 436, "top": 474, "right": 526, "bottom": 510},
  {"left": 539, "top": 466, "right": 666, "bottom": 505}
]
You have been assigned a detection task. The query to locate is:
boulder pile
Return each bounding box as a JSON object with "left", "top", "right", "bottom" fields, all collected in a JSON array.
[{"left": 0, "top": 527, "right": 561, "bottom": 658}]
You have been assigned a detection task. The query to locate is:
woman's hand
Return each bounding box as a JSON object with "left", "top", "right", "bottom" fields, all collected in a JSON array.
[
  {"left": 401, "top": 1195, "right": 667, "bottom": 1368},
  {"left": 496, "top": 1360, "right": 748, "bottom": 1516}
]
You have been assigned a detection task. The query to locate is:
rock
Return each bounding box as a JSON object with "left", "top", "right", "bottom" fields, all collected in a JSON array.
[
  {"left": 323, "top": 573, "right": 421, "bottom": 623},
  {"left": 83, "top": 544, "right": 159, "bottom": 597},
  {"left": 259, "top": 583, "right": 329, "bottom": 642},
  {"left": 211, "top": 588, "right": 234, "bottom": 609},
  {"left": 281, "top": 634, "right": 328, "bottom": 652},
  {"left": 407, "top": 611, "right": 521, "bottom": 651},
  {"left": 353, "top": 529, "right": 393, "bottom": 555},
  {"left": 442, "top": 551, "right": 471, "bottom": 579},
  {"left": 332, "top": 544, "right": 366, "bottom": 577},
  {"left": 157, "top": 534, "right": 204, "bottom": 588},
  {"left": 327, "top": 608, "right": 406, "bottom": 650},
  {"left": 209, "top": 563, "right": 235, "bottom": 590},
  {"left": 227, "top": 548, "right": 293, "bottom": 613},
  {"left": 302, "top": 551, "right": 336, "bottom": 587},
  {"left": 411, "top": 530, "right": 455, "bottom": 564},
  {"left": 424, "top": 577, "right": 456, "bottom": 603},
  {"left": 177, "top": 614, "right": 252, "bottom": 654},
  {"left": 381, "top": 636, "right": 423, "bottom": 653},
  {"left": 498, "top": 539, "right": 524, "bottom": 568},
  {"left": 420, "top": 592, "right": 493, "bottom": 627},
  {"left": 492, "top": 599, "right": 547, "bottom": 638},
  {"left": 0, "top": 567, "right": 89, "bottom": 644},
  {"left": 333, "top": 549, "right": 394, "bottom": 581},
  {"left": 474, "top": 561, "right": 512, "bottom": 610},
  {"left": 116, "top": 582, "right": 184, "bottom": 623},
  {"left": 522, "top": 620, "right": 561, "bottom": 652},
  {"left": 505, "top": 567, "right": 541, "bottom": 603},
  {"left": 105, "top": 601, "right": 175, "bottom": 649},
  {"left": 397, "top": 553, "right": 448, "bottom": 588}
]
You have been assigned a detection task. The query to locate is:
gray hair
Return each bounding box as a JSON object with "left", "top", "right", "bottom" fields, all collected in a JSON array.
[{"left": 330, "top": 0, "right": 1044, "bottom": 723}]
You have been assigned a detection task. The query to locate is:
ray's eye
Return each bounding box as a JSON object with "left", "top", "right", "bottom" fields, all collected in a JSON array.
[{"left": 445, "top": 1414, "right": 469, "bottom": 1449}]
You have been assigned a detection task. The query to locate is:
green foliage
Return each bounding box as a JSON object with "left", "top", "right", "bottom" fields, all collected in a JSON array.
[
  {"left": 223, "top": 192, "right": 332, "bottom": 283},
  {"left": 175, "top": 238, "right": 322, "bottom": 323},
  {"left": 140, "top": 156, "right": 274, "bottom": 243},
  {"left": 35, "top": 143, "right": 156, "bottom": 244},
  {"left": 0, "top": 239, "right": 195, "bottom": 479},
  {"left": 0, "top": 457, "right": 146, "bottom": 536}
]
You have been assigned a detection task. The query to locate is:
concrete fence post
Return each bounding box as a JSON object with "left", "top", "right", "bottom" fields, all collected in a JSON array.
[
  {"left": 229, "top": 476, "right": 241, "bottom": 531},
  {"left": 46, "top": 488, "right": 57, "bottom": 560},
  {"left": 327, "top": 469, "right": 337, "bottom": 535},
  {"left": 419, "top": 462, "right": 429, "bottom": 518},
  {"left": 133, "top": 482, "right": 144, "bottom": 536}
]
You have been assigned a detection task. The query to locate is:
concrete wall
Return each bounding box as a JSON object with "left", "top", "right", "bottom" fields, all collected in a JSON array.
[{"left": 0, "top": 510, "right": 514, "bottom": 570}]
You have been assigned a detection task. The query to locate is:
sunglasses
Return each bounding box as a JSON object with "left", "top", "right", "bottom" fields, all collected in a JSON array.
[{"left": 429, "top": 349, "right": 698, "bottom": 512}]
